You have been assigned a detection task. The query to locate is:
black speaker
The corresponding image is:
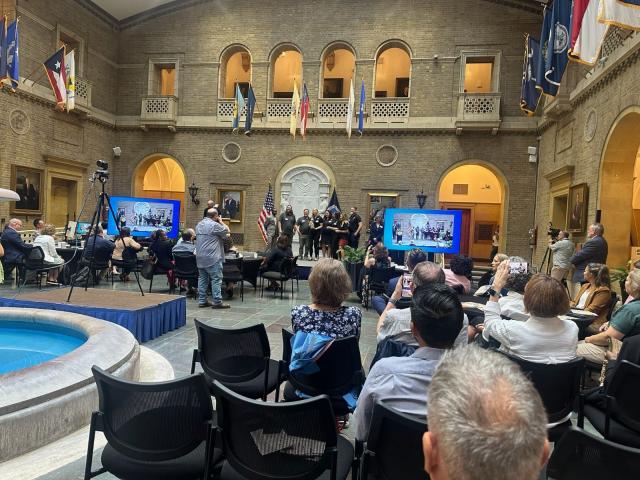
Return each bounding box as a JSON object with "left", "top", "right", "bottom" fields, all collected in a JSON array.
[{"left": 595, "top": 209, "right": 601, "bottom": 223}]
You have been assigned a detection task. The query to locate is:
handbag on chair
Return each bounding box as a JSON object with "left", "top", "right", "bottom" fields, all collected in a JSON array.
[{"left": 141, "top": 258, "right": 156, "bottom": 280}]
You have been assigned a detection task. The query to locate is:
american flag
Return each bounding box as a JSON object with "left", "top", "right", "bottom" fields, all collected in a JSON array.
[{"left": 258, "top": 184, "right": 274, "bottom": 243}]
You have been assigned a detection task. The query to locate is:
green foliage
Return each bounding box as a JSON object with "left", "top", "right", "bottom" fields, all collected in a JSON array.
[{"left": 343, "top": 246, "right": 366, "bottom": 263}]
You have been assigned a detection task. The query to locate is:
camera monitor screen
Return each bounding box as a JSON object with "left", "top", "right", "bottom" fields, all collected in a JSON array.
[
  {"left": 383, "top": 208, "right": 462, "bottom": 254},
  {"left": 76, "top": 221, "right": 92, "bottom": 236},
  {"left": 107, "top": 197, "right": 180, "bottom": 239}
]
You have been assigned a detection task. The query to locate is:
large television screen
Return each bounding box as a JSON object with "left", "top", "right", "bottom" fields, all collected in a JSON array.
[
  {"left": 107, "top": 197, "right": 180, "bottom": 239},
  {"left": 383, "top": 208, "right": 462, "bottom": 254}
]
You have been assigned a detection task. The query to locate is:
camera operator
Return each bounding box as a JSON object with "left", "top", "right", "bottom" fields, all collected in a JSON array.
[{"left": 548, "top": 229, "right": 574, "bottom": 282}]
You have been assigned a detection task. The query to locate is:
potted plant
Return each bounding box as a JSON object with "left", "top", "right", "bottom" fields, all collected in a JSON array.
[
  {"left": 611, "top": 262, "right": 631, "bottom": 303},
  {"left": 343, "top": 246, "right": 367, "bottom": 292}
]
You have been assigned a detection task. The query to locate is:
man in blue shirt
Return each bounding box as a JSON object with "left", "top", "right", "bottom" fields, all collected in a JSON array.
[
  {"left": 195, "top": 209, "right": 230, "bottom": 308},
  {"left": 352, "top": 283, "right": 463, "bottom": 441}
]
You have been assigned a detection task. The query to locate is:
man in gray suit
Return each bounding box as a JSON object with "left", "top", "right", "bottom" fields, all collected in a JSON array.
[{"left": 570, "top": 223, "right": 608, "bottom": 293}]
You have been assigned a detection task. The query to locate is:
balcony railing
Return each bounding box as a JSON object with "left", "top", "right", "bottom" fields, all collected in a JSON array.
[
  {"left": 266, "top": 98, "right": 292, "bottom": 120},
  {"left": 217, "top": 99, "right": 247, "bottom": 120},
  {"left": 455, "top": 93, "right": 501, "bottom": 132},
  {"left": 141, "top": 96, "right": 178, "bottom": 128},
  {"left": 75, "top": 77, "right": 91, "bottom": 108},
  {"left": 370, "top": 97, "right": 410, "bottom": 123},
  {"left": 317, "top": 98, "right": 349, "bottom": 123}
]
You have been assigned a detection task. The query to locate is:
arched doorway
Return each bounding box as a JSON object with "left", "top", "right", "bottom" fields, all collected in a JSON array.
[
  {"left": 598, "top": 107, "right": 640, "bottom": 269},
  {"left": 437, "top": 163, "right": 506, "bottom": 261},
  {"left": 133, "top": 155, "right": 186, "bottom": 221}
]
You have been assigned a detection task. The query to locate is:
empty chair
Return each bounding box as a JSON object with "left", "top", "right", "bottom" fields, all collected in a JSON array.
[
  {"left": 191, "top": 320, "right": 283, "bottom": 401},
  {"left": 222, "top": 256, "right": 244, "bottom": 301},
  {"left": 500, "top": 352, "right": 585, "bottom": 441},
  {"left": 84, "top": 366, "right": 219, "bottom": 480},
  {"left": 211, "top": 380, "right": 354, "bottom": 480},
  {"left": 173, "top": 251, "right": 199, "bottom": 298},
  {"left": 546, "top": 426, "right": 640, "bottom": 480},
  {"left": 358, "top": 401, "right": 429, "bottom": 480},
  {"left": 362, "top": 267, "right": 397, "bottom": 309}
]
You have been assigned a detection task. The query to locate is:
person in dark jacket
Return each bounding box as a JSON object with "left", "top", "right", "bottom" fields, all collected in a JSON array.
[
  {"left": 261, "top": 235, "right": 293, "bottom": 291},
  {"left": 570, "top": 223, "right": 608, "bottom": 287},
  {"left": 0, "top": 218, "right": 33, "bottom": 281},
  {"left": 83, "top": 225, "right": 115, "bottom": 261}
]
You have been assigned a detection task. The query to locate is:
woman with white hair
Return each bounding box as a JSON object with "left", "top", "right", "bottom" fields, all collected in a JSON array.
[
  {"left": 577, "top": 270, "right": 640, "bottom": 365},
  {"left": 32, "top": 223, "right": 64, "bottom": 282}
]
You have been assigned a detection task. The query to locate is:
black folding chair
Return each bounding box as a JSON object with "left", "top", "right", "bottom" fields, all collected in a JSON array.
[
  {"left": 211, "top": 380, "right": 354, "bottom": 480},
  {"left": 191, "top": 320, "right": 284, "bottom": 401},
  {"left": 358, "top": 401, "right": 429, "bottom": 480},
  {"left": 173, "top": 252, "right": 199, "bottom": 298},
  {"left": 111, "top": 246, "right": 144, "bottom": 295},
  {"left": 546, "top": 426, "right": 640, "bottom": 479},
  {"left": 84, "top": 366, "right": 220, "bottom": 480},
  {"left": 363, "top": 267, "right": 398, "bottom": 310},
  {"left": 17, "top": 246, "right": 58, "bottom": 290},
  {"left": 222, "top": 256, "right": 244, "bottom": 301},
  {"left": 282, "top": 329, "right": 365, "bottom": 416},
  {"left": 500, "top": 352, "right": 585, "bottom": 442},
  {"left": 578, "top": 360, "right": 640, "bottom": 448},
  {"left": 260, "top": 256, "right": 295, "bottom": 299}
]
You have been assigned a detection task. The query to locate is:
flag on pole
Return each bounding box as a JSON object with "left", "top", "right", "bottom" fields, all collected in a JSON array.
[
  {"left": 536, "top": 6, "right": 559, "bottom": 96},
  {"left": 327, "top": 188, "right": 341, "bottom": 215},
  {"left": 4, "top": 19, "right": 19, "bottom": 91},
  {"left": 544, "top": 0, "right": 572, "bottom": 88},
  {"left": 232, "top": 83, "right": 246, "bottom": 133},
  {"left": 599, "top": 0, "right": 640, "bottom": 30},
  {"left": 43, "top": 47, "right": 67, "bottom": 107},
  {"left": 520, "top": 35, "right": 542, "bottom": 116},
  {"left": 300, "top": 83, "right": 310, "bottom": 138},
  {"left": 0, "top": 16, "right": 7, "bottom": 81},
  {"left": 346, "top": 79, "right": 355, "bottom": 138},
  {"left": 357, "top": 80, "right": 365, "bottom": 136},
  {"left": 569, "top": 0, "right": 609, "bottom": 65},
  {"left": 244, "top": 84, "right": 256, "bottom": 135},
  {"left": 290, "top": 81, "right": 300, "bottom": 138},
  {"left": 65, "top": 50, "right": 75, "bottom": 111},
  {"left": 258, "top": 184, "right": 275, "bottom": 243}
]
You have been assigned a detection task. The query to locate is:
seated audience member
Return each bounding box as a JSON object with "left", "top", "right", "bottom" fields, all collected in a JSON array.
[
  {"left": 482, "top": 261, "right": 577, "bottom": 363},
  {"left": 377, "top": 261, "right": 468, "bottom": 348},
  {"left": 261, "top": 234, "right": 293, "bottom": 291},
  {"left": 1, "top": 218, "right": 33, "bottom": 281},
  {"left": 172, "top": 229, "right": 196, "bottom": 254},
  {"left": 353, "top": 284, "right": 463, "bottom": 441},
  {"left": 570, "top": 263, "right": 612, "bottom": 334},
  {"left": 149, "top": 228, "right": 175, "bottom": 287},
  {"left": 83, "top": 225, "right": 115, "bottom": 260},
  {"left": 291, "top": 258, "right": 361, "bottom": 339},
  {"left": 422, "top": 346, "right": 549, "bottom": 480},
  {"left": 624, "top": 259, "right": 640, "bottom": 305},
  {"left": 33, "top": 223, "right": 64, "bottom": 282},
  {"left": 577, "top": 270, "right": 640, "bottom": 365},
  {"left": 0, "top": 242, "right": 4, "bottom": 284},
  {"left": 363, "top": 242, "right": 392, "bottom": 269},
  {"left": 371, "top": 248, "right": 427, "bottom": 315},
  {"left": 100, "top": 221, "right": 115, "bottom": 241},
  {"left": 444, "top": 255, "right": 473, "bottom": 294},
  {"left": 475, "top": 253, "right": 509, "bottom": 292},
  {"left": 112, "top": 227, "right": 142, "bottom": 281},
  {"left": 33, "top": 218, "right": 44, "bottom": 238}
]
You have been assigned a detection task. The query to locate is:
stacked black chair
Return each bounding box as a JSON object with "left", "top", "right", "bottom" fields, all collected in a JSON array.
[
  {"left": 191, "top": 320, "right": 284, "bottom": 401},
  {"left": 362, "top": 267, "right": 398, "bottom": 310},
  {"left": 282, "top": 329, "right": 365, "bottom": 416},
  {"left": 173, "top": 252, "right": 199, "bottom": 298},
  {"left": 546, "top": 426, "right": 640, "bottom": 479},
  {"left": 358, "top": 401, "right": 429, "bottom": 480},
  {"left": 260, "top": 256, "right": 295, "bottom": 299},
  {"left": 211, "top": 380, "right": 354, "bottom": 480},
  {"left": 578, "top": 360, "right": 640, "bottom": 448},
  {"left": 222, "top": 256, "right": 244, "bottom": 301},
  {"left": 500, "top": 352, "right": 585, "bottom": 441},
  {"left": 84, "top": 366, "right": 220, "bottom": 480}
]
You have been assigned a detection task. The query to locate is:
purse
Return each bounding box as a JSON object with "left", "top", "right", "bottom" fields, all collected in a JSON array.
[{"left": 140, "top": 258, "right": 156, "bottom": 280}]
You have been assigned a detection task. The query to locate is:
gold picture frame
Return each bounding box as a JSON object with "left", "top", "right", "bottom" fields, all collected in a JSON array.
[
  {"left": 567, "top": 183, "right": 588, "bottom": 234},
  {"left": 218, "top": 189, "right": 244, "bottom": 223},
  {"left": 10, "top": 165, "right": 44, "bottom": 215}
]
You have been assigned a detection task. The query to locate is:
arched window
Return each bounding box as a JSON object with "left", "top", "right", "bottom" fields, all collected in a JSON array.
[
  {"left": 270, "top": 44, "right": 302, "bottom": 98},
  {"left": 321, "top": 43, "right": 356, "bottom": 98},
  {"left": 374, "top": 42, "right": 411, "bottom": 98},
  {"left": 219, "top": 45, "right": 252, "bottom": 99}
]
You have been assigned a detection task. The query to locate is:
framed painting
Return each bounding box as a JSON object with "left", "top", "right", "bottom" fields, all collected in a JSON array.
[
  {"left": 10, "top": 165, "right": 44, "bottom": 215},
  {"left": 323, "top": 78, "right": 343, "bottom": 98},
  {"left": 567, "top": 183, "right": 588, "bottom": 234},
  {"left": 218, "top": 189, "right": 243, "bottom": 223}
]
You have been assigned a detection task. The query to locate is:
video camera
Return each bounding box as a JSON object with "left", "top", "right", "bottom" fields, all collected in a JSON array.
[
  {"left": 91, "top": 160, "right": 109, "bottom": 183},
  {"left": 547, "top": 221, "right": 560, "bottom": 242}
]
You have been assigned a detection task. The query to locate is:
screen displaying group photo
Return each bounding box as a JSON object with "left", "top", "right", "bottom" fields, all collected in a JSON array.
[
  {"left": 383, "top": 208, "right": 462, "bottom": 253},
  {"left": 107, "top": 197, "right": 181, "bottom": 238}
]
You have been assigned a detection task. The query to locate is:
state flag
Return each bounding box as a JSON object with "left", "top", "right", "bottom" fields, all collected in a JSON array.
[
  {"left": 520, "top": 35, "right": 542, "bottom": 116},
  {"left": 43, "top": 47, "right": 67, "bottom": 106},
  {"left": 5, "top": 19, "right": 19, "bottom": 90},
  {"left": 570, "top": 0, "right": 609, "bottom": 65},
  {"left": 346, "top": 79, "right": 355, "bottom": 138},
  {"left": 0, "top": 16, "right": 7, "bottom": 81},
  {"left": 300, "top": 83, "right": 310, "bottom": 138},
  {"left": 290, "top": 81, "right": 300, "bottom": 139},
  {"left": 536, "top": 6, "right": 559, "bottom": 96},
  {"left": 65, "top": 51, "right": 76, "bottom": 111},
  {"left": 357, "top": 80, "right": 365, "bottom": 136},
  {"left": 232, "top": 83, "right": 246, "bottom": 132},
  {"left": 544, "top": 0, "right": 572, "bottom": 88},
  {"left": 599, "top": 0, "right": 640, "bottom": 30},
  {"left": 244, "top": 84, "right": 256, "bottom": 135}
]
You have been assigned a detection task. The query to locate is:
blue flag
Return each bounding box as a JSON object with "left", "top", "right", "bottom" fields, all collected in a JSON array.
[
  {"left": 327, "top": 188, "right": 341, "bottom": 215},
  {"left": 5, "top": 20, "right": 19, "bottom": 90},
  {"left": 619, "top": 1, "right": 640, "bottom": 5},
  {"left": 544, "top": 0, "right": 572, "bottom": 90},
  {"left": 0, "top": 16, "right": 7, "bottom": 81},
  {"left": 357, "top": 80, "right": 365, "bottom": 135},
  {"left": 244, "top": 84, "right": 256, "bottom": 135},
  {"left": 536, "top": 6, "right": 558, "bottom": 97},
  {"left": 232, "top": 83, "right": 245, "bottom": 132},
  {"left": 520, "top": 35, "right": 542, "bottom": 116}
]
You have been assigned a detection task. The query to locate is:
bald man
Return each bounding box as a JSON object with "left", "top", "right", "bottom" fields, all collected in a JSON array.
[{"left": 1, "top": 218, "right": 33, "bottom": 282}]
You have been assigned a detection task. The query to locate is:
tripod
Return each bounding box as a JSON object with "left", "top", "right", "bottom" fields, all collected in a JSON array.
[
  {"left": 539, "top": 246, "right": 553, "bottom": 275},
  {"left": 66, "top": 177, "right": 144, "bottom": 302}
]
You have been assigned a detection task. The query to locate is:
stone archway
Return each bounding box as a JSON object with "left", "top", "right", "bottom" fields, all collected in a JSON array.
[
  {"left": 132, "top": 154, "right": 186, "bottom": 221},
  {"left": 598, "top": 106, "right": 640, "bottom": 268},
  {"left": 280, "top": 165, "right": 331, "bottom": 218}
]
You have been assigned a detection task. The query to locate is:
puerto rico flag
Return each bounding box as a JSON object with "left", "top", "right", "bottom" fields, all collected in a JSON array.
[
  {"left": 43, "top": 47, "right": 67, "bottom": 106},
  {"left": 300, "top": 83, "right": 310, "bottom": 138}
]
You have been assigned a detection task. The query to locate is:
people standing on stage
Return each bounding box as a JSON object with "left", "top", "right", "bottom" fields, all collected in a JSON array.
[
  {"left": 335, "top": 213, "right": 350, "bottom": 260},
  {"left": 311, "top": 208, "right": 323, "bottom": 260},
  {"left": 279, "top": 205, "right": 296, "bottom": 244},
  {"left": 320, "top": 211, "right": 333, "bottom": 259},
  {"left": 348, "top": 207, "right": 363, "bottom": 248},
  {"left": 489, "top": 225, "right": 500, "bottom": 261},
  {"left": 368, "top": 214, "right": 384, "bottom": 248},
  {"left": 295, "top": 208, "right": 313, "bottom": 261},
  {"left": 203, "top": 200, "right": 214, "bottom": 218},
  {"left": 548, "top": 230, "right": 574, "bottom": 282},
  {"left": 195, "top": 208, "right": 231, "bottom": 309},
  {"left": 263, "top": 209, "right": 278, "bottom": 251}
]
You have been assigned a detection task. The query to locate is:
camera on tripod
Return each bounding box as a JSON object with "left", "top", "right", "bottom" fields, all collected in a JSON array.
[
  {"left": 547, "top": 221, "right": 560, "bottom": 242},
  {"left": 93, "top": 160, "right": 109, "bottom": 183}
]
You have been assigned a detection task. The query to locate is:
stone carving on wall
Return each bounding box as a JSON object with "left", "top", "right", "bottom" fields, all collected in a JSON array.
[
  {"left": 9, "top": 109, "right": 30, "bottom": 135},
  {"left": 376, "top": 144, "right": 398, "bottom": 167},
  {"left": 584, "top": 109, "right": 597, "bottom": 143},
  {"left": 280, "top": 165, "right": 331, "bottom": 218},
  {"left": 222, "top": 142, "right": 241, "bottom": 163}
]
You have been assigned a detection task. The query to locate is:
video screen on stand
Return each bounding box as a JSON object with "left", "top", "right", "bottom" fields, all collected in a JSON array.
[
  {"left": 383, "top": 208, "right": 462, "bottom": 254},
  {"left": 107, "top": 197, "right": 180, "bottom": 239}
]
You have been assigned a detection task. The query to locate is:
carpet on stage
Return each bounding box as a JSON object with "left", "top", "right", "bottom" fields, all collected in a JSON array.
[{"left": 0, "top": 288, "right": 186, "bottom": 342}]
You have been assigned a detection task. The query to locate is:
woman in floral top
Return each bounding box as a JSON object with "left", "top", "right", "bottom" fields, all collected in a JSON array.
[{"left": 291, "top": 258, "right": 362, "bottom": 339}]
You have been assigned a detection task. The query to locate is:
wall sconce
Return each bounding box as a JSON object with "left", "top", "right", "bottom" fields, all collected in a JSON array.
[
  {"left": 241, "top": 52, "right": 251, "bottom": 72},
  {"left": 326, "top": 51, "right": 336, "bottom": 71},
  {"left": 416, "top": 189, "right": 427, "bottom": 209},
  {"left": 188, "top": 182, "right": 200, "bottom": 205}
]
